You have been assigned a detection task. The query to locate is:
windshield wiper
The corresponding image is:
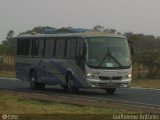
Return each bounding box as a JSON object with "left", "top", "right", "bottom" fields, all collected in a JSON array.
[
  {"left": 99, "top": 47, "right": 110, "bottom": 66},
  {"left": 108, "top": 52, "right": 123, "bottom": 67},
  {"left": 99, "top": 47, "right": 123, "bottom": 67}
]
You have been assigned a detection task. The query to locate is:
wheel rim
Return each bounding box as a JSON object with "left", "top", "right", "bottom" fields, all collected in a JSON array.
[
  {"left": 30, "top": 75, "right": 35, "bottom": 88},
  {"left": 67, "top": 75, "right": 73, "bottom": 90}
]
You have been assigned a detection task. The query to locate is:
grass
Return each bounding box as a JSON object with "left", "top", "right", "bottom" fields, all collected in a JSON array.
[
  {"left": 0, "top": 71, "right": 15, "bottom": 78},
  {"left": 0, "top": 91, "right": 141, "bottom": 120},
  {"left": 132, "top": 79, "right": 160, "bottom": 89},
  {"left": 0, "top": 92, "right": 135, "bottom": 114}
]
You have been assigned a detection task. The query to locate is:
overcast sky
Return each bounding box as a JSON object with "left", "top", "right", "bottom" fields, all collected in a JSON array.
[{"left": 0, "top": 0, "right": 160, "bottom": 41}]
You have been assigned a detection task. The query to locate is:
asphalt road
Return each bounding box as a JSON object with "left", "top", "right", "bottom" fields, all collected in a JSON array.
[{"left": 0, "top": 77, "right": 160, "bottom": 109}]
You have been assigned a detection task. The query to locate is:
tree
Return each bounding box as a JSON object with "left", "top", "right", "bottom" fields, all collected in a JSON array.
[
  {"left": 125, "top": 32, "right": 160, "bottom": 78},
  {"left": 0, "top": 30, "right": 16, "bottom": 55},
  {"left": 6, "top": 30, "right": 15, "bottom": 39},
  {"left": 105, "top": 29, "right": 117, "bottom": 33},
  {"left": 20, "top": 26, "right": 57, "bottom": 35},
  {"left": 93, "top": 25, "right": 105, "bottom": 32}
]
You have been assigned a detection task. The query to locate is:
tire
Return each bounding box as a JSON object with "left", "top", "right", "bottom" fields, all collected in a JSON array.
[
  {"left": 65, "top": 73, "right": 79, "bottom": 93},
  {"left": 29, "top": 72, "right": 45, "bottom": 90},
  {"left": 105, "top": 88, "right": 116, "bottom": 95}
]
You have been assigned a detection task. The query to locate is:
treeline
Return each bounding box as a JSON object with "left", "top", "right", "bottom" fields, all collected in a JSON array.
[
  {"left": 1, "top": 26, "right": 160, "bottom": 78},
  {"left": 126, "top": 33, "right": 160, "bottom": 78},
  {"left": 0, "top": 30, "right": 16, "bottom": 56}
]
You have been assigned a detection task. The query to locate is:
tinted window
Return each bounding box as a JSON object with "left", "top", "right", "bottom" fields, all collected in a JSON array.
[
  {"left": 55, "top": 38, "right": 66, "bottom": 58},
  {"left": 38, "top": 39, "right": 45, "bottom": 56},
  {"left": 31, "top": 39, "right": 36, "bottom": 56},
  {"left": 76, "top": 38, "right": 85, "bottom": 56},
  {"left": 45, "top": 39, "right": 55, "bottom": 57},
  {"left": 24, "top": 39, "right": 31, "bottom": 56},
  {"left": 17, "top": 39, "right": 25, "bottom": 55},
  {"left": 17, "top": 38, "right": 44, "bottom": 57},
  {"left": 66, "top": 38, "right": 77, "bottom": 57}
]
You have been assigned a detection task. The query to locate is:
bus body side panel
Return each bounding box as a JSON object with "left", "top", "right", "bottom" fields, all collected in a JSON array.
[
  {"left": 16, "top": 61, "right": 29, "bottom": 81},
  {"left": 16, "top": 57, "right": 85, "bottom": 87},
  {"left": 16, "top": 57, "right": 36, "bottom": 81},
  {"left": 38, "top": 59, "right": 66, "bottom": 85},
  {"left": 16, "top": 57, "right": 65, "bottom": 85},
  {"left": 16, "top": 36, "right": 87, "bottom": 88},
  {"left": 38, "top": 58, "right": 85, "bottom": 88}
]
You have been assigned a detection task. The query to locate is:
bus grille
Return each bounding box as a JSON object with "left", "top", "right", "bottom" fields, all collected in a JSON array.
[{"left": 98, "top": 76, "right": 122, "bottom": 80}]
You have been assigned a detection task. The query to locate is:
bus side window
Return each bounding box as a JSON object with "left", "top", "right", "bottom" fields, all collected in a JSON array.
[
  {"left": 24, "top": 39, "right": 31, "bottom": 56},
  {"left": 45, "top": 38, "right": 55, "bottom": 57},
  {"left": 55, "top": 38, "right": 66, "bottom": 58},
  {"left": 65, "top": 38, "right": 76, "bottom": 58},
  {"left": 31, "top": 39, "right": 38, "bottom": 56},
  {"left": 77, "top": 39, "right": 84, "bottom": 56},
  {"left": 17, "top": 39, "right": 25, "bottom": 56},
  {"left": 37, "top": 39, "right": 45, "bottom": 57},
  {"left": 66, "top": 39, "right": 71, "bottom": 57},
  {"left": 76, "top": 38, "right": 85, "bottom": 71}
]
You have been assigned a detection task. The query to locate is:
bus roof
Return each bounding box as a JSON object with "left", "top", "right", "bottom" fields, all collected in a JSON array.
[{"left": 17, "top": 31, "right": 126, "bottom": 39}]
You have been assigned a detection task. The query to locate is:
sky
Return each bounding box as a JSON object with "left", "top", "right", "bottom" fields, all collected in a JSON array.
[{"left": 0, "top": 0, "right": 160, "bottom": 41}]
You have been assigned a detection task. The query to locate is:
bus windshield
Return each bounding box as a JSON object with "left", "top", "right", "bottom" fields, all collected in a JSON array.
[{"left": 86, "top": 37, "right": 131, "bottom": 69}]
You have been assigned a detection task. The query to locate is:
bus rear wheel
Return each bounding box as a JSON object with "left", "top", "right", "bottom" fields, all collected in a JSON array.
[
  {"left": 30, "top": 72, "right": 45, "bottom": 90},
  {"left": 65, "top": 73, "right": 79, "bottom": 93},
  {"left": 105, "top": 88, "right": 116, "bottom": 95}
]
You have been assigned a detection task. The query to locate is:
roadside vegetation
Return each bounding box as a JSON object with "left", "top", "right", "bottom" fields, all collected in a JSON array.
[
  {"left": 0, "top": 91, "right": 137, "bottom": 114},
  {"left": 132, "top": 79, "right": 160, "bottom": 89},
  {"left": 0, "top": 71, "right": 15, "bottom": 78}
]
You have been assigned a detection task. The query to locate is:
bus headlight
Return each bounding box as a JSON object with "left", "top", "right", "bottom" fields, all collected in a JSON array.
[
  {"left": 86, "top": 73, "right": 98, "bottom": 79},
  {"left": 124, "top": 74, "right": 132, "bottom": 79},
  {"left": 128, "top": 74, "right": 132, "bottom": 78}
]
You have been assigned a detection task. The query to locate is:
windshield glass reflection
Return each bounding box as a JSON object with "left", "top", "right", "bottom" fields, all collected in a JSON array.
[{"left": 86, "top": 37, "right": 131, "bottom": 69}]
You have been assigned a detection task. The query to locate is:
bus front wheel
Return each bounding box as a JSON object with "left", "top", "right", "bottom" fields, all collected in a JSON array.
[
  {"left": 29, "top": 72, "right": 45, "bottom": 90},
  {"left": 105, "top": 88, "right": 116, "bottom": 95},
  {"left": 65, "top": 73, "right": 79, "bottom": 93}
]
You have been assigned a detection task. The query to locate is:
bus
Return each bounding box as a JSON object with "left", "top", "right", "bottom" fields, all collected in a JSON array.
[{"left": 16, "top": 31, "right": 132, "bottom": 95}]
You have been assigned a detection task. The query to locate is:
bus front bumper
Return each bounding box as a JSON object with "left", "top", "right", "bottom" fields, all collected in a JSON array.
[{"left": 86, "top": 78, "right": 132, "bottom": 88}]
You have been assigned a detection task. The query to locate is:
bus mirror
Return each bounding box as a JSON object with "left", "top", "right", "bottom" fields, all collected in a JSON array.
[{"left": 128, "top": 40, "right": 134, "bottom": 56}]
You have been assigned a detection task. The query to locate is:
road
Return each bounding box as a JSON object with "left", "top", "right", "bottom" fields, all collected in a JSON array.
[{"left": 0, "top": 77, "right": 160, "bottom": 109}]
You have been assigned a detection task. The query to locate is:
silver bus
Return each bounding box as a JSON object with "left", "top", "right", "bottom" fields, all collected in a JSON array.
[{"left": 16, "top": 31, "right": 132, "bottom": 94}]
